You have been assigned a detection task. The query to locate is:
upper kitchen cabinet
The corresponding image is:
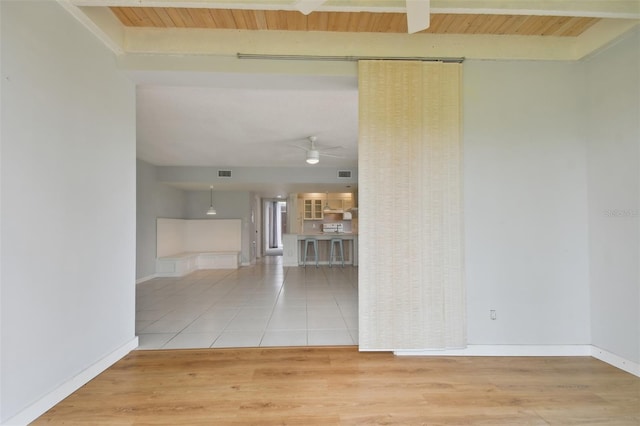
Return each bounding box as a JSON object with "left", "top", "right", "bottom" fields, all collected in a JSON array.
[
  {"left": 303, "top": 199, "right": 323, "bottom": 220},
  {"left": 300, "top": 193, "right": 355, "bottom": 220},
  {"left": 325, "top": 197, "right": 353, "bottom": 213}
]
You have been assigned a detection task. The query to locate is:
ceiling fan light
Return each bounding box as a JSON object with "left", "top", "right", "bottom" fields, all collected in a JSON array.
[{"left": 306, "top": 150, "right": 320, "bottom": 164}]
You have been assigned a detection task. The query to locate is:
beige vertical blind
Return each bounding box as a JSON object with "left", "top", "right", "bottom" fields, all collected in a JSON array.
[{"left": 358, "top": 60, "right": 465, "bottom": 350}]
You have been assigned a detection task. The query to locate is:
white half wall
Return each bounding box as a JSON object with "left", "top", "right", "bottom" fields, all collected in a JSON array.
[
  {"left": 463, "top": 59, "right": 590, "bottom": 345},
  {"left": 1, "top": 0, "right": 136, "bottom": 423},
  {"left": 156, "top": 218, "right": 242, "bottom": 255},
  {"left": 185, "top": 190, "right": 252, "bottom": 265},
  {"left": 185, "top": 220, "right": 242, "bottom": 252},
  {"left": 155, "top": 218, "right": 187, "bottom": 257}
]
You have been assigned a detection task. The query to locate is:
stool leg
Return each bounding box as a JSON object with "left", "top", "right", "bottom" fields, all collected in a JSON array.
[
  {"left": 303, "top": 241, "right": 308, "bottom": 267},
  {"left": 329, "top": 240, "right": 334, "bottom": 268},
  {"left": 314, "top": 240, "right": 318, "bottom": 268},
  {"left": 339, "top": 240, "right": 344, "bottom": 267}
]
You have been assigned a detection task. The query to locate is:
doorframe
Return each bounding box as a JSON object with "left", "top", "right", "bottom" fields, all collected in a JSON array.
[{"left": 262, "top": 198, "right": 287, "bottom": 255}]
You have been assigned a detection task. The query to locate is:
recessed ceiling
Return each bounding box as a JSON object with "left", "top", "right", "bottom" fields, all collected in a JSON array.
[{"left": 111, "top": 7, "right": 600, "bottom": 37}]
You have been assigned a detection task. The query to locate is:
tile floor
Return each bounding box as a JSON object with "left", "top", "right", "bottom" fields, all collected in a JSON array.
[{"left": 136, "top": 256, "right": 358, "bottom": 349}]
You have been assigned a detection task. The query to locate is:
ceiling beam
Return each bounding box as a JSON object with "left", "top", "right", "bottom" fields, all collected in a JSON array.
[
  {"left": 69, "top": 0, "right": 640, "bottom": 19},
  {"left": 406, "top": 0, "right": 430, "bottom": 34},
  {"left": 294, "top": 0, "right": 327, "bottom": 15},
  {"left": 119, "top": 25, "right": 604, "bottom": 61}
]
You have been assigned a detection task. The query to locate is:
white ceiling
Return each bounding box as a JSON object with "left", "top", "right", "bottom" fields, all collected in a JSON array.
[
  {"left": 132, "top": 70, "right": 359, "bottom": 195},
  {"left": 136, "top": 80, "right": 358, "bottom": 168}
]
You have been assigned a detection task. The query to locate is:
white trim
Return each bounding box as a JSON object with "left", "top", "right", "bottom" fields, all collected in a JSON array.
[
  {"left": 2, "top": 337, "right": 138, "bottom": 426},
  {"left": 432, "top": 8, "right": 640, "bottom": 19},
  {"left": 136, "top": 274, "right": 157, "bottom": 284},
  {"left": 591, "top": 346, "right": 640, "bottom": 378},
  {"left": 394, "top": 344, "right": 593, "bottom": 357},
  {"left": 68, "top": 0, "right": 640, "bottom": 19},
  {"left": 56, "top": 0, "right": 124, "bottom": 55},
  {"left": 393, "top": 344, "right": 639, "bottom": 378}
]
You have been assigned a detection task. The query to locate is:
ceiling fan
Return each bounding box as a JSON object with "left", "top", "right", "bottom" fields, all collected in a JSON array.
[
  {"left": 294, "top": 136, "right": 344, "bottom": 165},
  {"left": 294, "top": 0, "right": 431, "bottom": 34}
]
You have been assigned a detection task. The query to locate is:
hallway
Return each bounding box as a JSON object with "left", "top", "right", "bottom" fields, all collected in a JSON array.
[{"left": 136, "top": 257, "right": 358, "bottom": 349}]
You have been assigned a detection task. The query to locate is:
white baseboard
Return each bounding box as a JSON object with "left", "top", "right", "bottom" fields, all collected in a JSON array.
[
  {"left": 395, "top": 344, "right": 592, "bottom": 357},
  {"left": 136, "top": 274, "right": 156, "bottom": 284},
  {"left": 591, "top": 346, "right": 640, "bottom": 377},
  {"left": 394, "top": 344, "right": 639, "bottom": 378},
  {"left": 2, "top": 337, "right": 139, "bottom": 426}
]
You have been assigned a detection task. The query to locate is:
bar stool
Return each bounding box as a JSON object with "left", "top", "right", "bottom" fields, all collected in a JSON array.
[
  {"left": 329, "top": 238, "right": 344, "bottom": 268},
  {"left": 303, "top": 238, "right": 318, "bottom": 267}
]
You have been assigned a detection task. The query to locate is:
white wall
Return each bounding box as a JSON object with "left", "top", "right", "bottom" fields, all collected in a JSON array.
[
  {"left": 136, "top": 167, "right": 252, "bottom": 274},
  {"left": 585, "top": 28, "right": 640, "bottom": 363},
  {"left": 463, "top": 60, "right": 590, "bottom": 345},
  {"left": 136, "top": 159, "right": 186, "bottom": 279},
  {"left": 185, "top": 190, "right": 252, "bottom": 265},
  {"left": 1, "top": 1, "right": 136, "bottom": 423}
]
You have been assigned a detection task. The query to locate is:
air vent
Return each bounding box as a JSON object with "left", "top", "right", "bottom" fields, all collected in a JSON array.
[
  {"left": 218, "top": 170, "right": 232, "bottom": 178},
  {"left": 337, "top": 170, "right": 352, "bottom": 178}
]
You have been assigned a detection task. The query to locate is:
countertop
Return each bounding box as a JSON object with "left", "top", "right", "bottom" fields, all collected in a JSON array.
[
  {"left": 281, "top": 233, "right": 359, "bottom": 267},
  {"left": 286, "top": 233, "right": 358, "bottom": 240}
]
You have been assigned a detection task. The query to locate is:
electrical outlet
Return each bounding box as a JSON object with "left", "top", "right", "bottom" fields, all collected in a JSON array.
[{"left": 490, "top": 310, "right": 497, "bottom": 320}]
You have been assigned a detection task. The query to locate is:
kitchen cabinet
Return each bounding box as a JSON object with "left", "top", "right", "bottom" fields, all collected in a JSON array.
[
  {"left": 324, "top": 198, "right": 353, "bottom": 214},
  {"left": 300, "top": 193, "right": 355, "bottom": 220},
  {"left": 303, "top": 199, "right": 323, "bottom": 220}
]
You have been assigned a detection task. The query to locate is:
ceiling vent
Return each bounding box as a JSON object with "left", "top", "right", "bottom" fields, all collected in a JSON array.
[
  {"left": 217, "top": 170, "right": 232, "bottom": 178},
  {"left": 337, "top": 170, "right": 352, "bottom": 178}
]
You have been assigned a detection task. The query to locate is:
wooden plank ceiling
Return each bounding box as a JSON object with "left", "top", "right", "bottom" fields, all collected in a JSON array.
[{"left": 110, "top": 7, "right": 599, "bottom": 37}]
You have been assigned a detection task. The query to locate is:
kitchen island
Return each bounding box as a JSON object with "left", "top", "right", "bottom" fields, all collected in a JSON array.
[{"left": 282, "top": 233, "right": 358, "bottom": 267}]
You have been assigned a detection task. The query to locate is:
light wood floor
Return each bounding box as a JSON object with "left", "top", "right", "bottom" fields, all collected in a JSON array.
[{"left": 33, "top": 347, "right": 639, "bottom": 425}]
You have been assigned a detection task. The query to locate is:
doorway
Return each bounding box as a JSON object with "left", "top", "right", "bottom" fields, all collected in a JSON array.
[{"left": 263, "top": 199, "right": 287, "bottom": 256}]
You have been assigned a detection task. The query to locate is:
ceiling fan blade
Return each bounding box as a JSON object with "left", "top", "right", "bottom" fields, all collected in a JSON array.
[
  {"left": 406, "top": 0, "right": 431, "bottom": 34},
  {"left": 294, "top": 0, "right": 327, "bottom": 15},
  {"left": 320, "top": 152, "right": 345, "bottom": 158},
  {"left": 289, "top": 143, "right": 309, "bottom": 151},
  {"left": 317, "top": 145, "right": 343, "bottom": 152}
]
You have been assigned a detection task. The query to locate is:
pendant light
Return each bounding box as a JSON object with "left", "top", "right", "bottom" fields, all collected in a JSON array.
[
  {"left": 323, "top": 191, "right": 330, "bottom": 212},
  {"left": 206, "top": 185, "right": 217, "bottom": 215}
]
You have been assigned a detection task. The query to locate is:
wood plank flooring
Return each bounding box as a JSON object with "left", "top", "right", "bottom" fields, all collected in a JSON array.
[{"left": 33, "top": 347, "right": 640, "bottom": 425}]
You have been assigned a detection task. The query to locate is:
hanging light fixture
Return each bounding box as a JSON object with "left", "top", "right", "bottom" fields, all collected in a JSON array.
[
  {"left": 206, "top": 185, "right": 217, "bottom": 215},
  {"left": 323, "top": 191, "right": 330, "bottom": 212}
]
